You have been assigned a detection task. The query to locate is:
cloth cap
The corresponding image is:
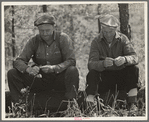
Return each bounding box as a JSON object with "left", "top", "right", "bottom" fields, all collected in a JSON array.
[
  {"left": 99, "top": 14, "right": 120, "bottom": 28},
  {"left": 34, "top": 15, "right": 55, "bottom": 26}
]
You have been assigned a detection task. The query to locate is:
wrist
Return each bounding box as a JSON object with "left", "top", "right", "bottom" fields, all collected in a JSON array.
[
  {"left": 102, "top": 61, "right": 106, "bottom": 69},
  {"left": 53, "top": 65, "right": 61, "bottom": 74},
  {"left": 48, "top": 65, "right": 55, "bottom": 73},
  {"left": 51, "top": 67, "right": 55, "bottom": 73},
  {"left": 124, "top": 56, "right": 127, "bottom": 64},
  {"left": 26, "top": 66, "right": 31, "bottom": 73}
]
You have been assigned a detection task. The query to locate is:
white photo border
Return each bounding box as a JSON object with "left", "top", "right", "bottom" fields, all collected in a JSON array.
[{"left": 1, "top": 1, "right": 148, "bottom": 121}]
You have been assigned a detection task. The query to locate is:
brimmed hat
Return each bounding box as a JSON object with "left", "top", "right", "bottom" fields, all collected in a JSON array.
[
  {"left": 34, "top": 14, "right": 56, "bottom": 26},
  {"left": 96, "top": 14, "right": 120, "bottom": 28}
]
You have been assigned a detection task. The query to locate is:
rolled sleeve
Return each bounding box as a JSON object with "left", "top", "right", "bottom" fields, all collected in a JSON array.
[
  {"left": 54, "top": 33, "right": 76, "bottom": 73},
  {"left": 122, "top": 35, "right": 138, "bottom": 66}
]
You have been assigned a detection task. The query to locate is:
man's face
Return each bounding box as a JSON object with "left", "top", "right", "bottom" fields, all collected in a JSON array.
[
  {"left": 101, "top": 25, "right": 117, "bottom": 42},
  {"left": 38, "top": 24, "right": 54, "bottom": 41}
]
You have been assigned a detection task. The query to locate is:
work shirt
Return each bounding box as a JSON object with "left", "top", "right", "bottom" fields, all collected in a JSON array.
[
  {"left": 14, "top": 31, "right": 76, "bottom": 74},
  {"left": 88, "top": 31, "right": 138, "bottom": 72}
]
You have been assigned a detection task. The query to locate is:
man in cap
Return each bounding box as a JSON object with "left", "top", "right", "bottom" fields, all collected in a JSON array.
[
  {"left": 86, "top": 15, "right": 139, "bottom": 109},
  {"left": 7, "top": 14, "right": 79, "bottom": 105}
]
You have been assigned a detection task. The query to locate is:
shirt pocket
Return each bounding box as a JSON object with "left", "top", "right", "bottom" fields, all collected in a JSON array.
[
  {"left": 33, "top": 52, "right": 45, "bottom": 65},
  {"left": 54, "top": 50, "right": 61, "bottom": 55},
  {"left": 51, "top": 48, "right": 63, "bottom": 64},
  {"left": 53, "top": 46, "right": 62, "bottom": 57},
  {"left": 53, "top": 51, "right": 62, "bottom": 60},
  {"left": 35, "top": 52, "right": 44, "bottom": 62}
]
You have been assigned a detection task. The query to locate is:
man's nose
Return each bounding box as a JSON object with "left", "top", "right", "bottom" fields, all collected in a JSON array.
[{"left": 43, "top": 30, "right": 48, "bottom": 35}]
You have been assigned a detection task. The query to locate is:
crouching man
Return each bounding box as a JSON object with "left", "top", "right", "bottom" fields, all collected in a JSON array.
[
  {"left": 7, "top": 14, "right": 79, "bottom": 105},
  {"left": 86, "top": 15, "right": 139, "bottom": 109}
]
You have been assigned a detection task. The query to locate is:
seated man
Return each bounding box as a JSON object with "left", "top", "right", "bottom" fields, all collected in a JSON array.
[
  {"left": 7, "top": 14, "right": 79, "bottom": 105},
  {"left": 86, "top": 15, "right": 139, "bottom": 109}
]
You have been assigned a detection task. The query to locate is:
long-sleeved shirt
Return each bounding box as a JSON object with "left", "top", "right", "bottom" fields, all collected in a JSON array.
[
  {"left": 14, "top": 31, "right": 76, "bottom": 74},
  {"left": 88, "top": 31, "right": 138, "bottom": 72}
]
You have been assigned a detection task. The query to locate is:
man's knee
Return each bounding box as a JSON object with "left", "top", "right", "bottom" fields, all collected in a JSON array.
[
  {"left": 125, "top": 65, "right": 139, "bottom": 73},
  {"left": 7, "top": 68, "right": 19, "bottom": 78},
  {"left": 86, "top": 70, "right": 100, "bottom": 95},
  {"left": 125, "top": 65, "right": 139, "bottom": 80},
  {"left": 65, "top": 66, "right": 79, "bottom": 97},
  {"left": 124, "top": 66, "right": 139, "bottom": 91},
  {"left": 65, "top": 66, "right": 79, "bottom": 88},
  {"left": 66, "top": 66, "right": 79, "bottom": 75},
  {"left": 87, "top": 69, "right": 99, "bottom": 79}
]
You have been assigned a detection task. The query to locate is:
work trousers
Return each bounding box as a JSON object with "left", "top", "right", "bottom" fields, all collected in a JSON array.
[
  {"left": 7, "top": 66, "right": 79, "bottom": 103},
  {"left": 86, "top": 66, "right": 139, "bottom": 96}
]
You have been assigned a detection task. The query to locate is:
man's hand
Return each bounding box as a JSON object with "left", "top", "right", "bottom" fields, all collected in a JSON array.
[
  {"left": 114, "top": 56, "right": 126, "bottom": 66},
  {"left": 26, "top": 66, "right": 40, "bottom": 76},
  {"left": 103, "top": 57, "right": 114, "bottom": 68},
  {"left": 40, "top": 65, "right": 55, "bottom": 74}
]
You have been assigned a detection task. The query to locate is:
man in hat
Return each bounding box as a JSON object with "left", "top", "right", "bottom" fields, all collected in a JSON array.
[
  {"left": 7, "top": 14, "right": 79, "bottom": 104},
  {"left": 86, "top": 15, "right": 139, "bottom": 109}
]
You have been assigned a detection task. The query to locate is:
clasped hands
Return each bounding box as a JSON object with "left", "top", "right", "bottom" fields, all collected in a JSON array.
[
  {"left": 103, "top": 56, "right": 126, "bottom": 68},
  {"left": 26, "top": 65, "right": 56, "bottom": 76}
]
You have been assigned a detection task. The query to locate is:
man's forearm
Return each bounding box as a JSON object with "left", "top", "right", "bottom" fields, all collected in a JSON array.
[
  {"left": 88, "top": 60, "right": 126, "bottom": 71},
  {"left": 13, "top": 59, "right": 29, "bottom": 73},
  {"left": 88, "top": 60, "right": 105, "bottom": 72},
  {"left": 124, "top": 55, "right": 138, "bottom": 66},
  {"left": 54, "top": 59, "right": 76, "bottom": 73}
]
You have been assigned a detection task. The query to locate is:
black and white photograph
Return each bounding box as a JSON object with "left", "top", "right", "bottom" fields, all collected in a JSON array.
[{"left": 2, "top": 1, "right": 148, "bottom": 120}]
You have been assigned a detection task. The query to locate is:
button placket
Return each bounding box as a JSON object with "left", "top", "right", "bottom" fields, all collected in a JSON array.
[
  {"left": 46, "top": 44, "right": 51, "bottom": 65},
  {"left": 46, "top": 45, "right": 49, "bottom": 55}
]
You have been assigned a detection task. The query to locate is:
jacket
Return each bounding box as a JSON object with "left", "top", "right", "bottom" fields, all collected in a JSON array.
[
  {"left": 88, "top": 31, "right": 138, "bottom": 72},
  {"left": 14, "top": 31, "right": 76, "bottom": 74}
]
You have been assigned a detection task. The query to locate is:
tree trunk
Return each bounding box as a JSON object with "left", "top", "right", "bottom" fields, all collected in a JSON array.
[
  {"left": 118, "top": 4, "right": 131, "bottom": 40},
  {"left": 42, "top": 5, "right": 47, "bottom": 13},
  {"left": 97, "top": 4, "right": 101, "bottom": 33},
  {"left": 11, "top": 6, "right": 15, "bottom": 58}
]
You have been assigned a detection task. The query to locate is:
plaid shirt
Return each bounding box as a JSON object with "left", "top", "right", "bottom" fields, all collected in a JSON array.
[
  {"left": 88, "top": 31, "right": 138, "bottom": 71},
  {"left": 14, "top": 32, "right": 76, "bottom": 74}
]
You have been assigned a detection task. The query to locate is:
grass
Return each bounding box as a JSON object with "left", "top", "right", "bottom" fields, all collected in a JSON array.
[{"left": 5, "top": 85, "right": 145, "bottom": 118}]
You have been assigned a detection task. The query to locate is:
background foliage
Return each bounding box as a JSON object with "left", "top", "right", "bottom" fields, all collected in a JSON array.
[{"left": 4, "top": 3, "right": 145, "bottom": 91}]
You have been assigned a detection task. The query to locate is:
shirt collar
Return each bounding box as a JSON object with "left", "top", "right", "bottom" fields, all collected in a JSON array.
[{"left": 99, "top": 31, "right": 120, "bottom": 41}]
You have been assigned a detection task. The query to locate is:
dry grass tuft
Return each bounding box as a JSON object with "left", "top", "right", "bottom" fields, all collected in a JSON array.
[{"left": 5, "top": 86, "right": 145, "bottom": 118}]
